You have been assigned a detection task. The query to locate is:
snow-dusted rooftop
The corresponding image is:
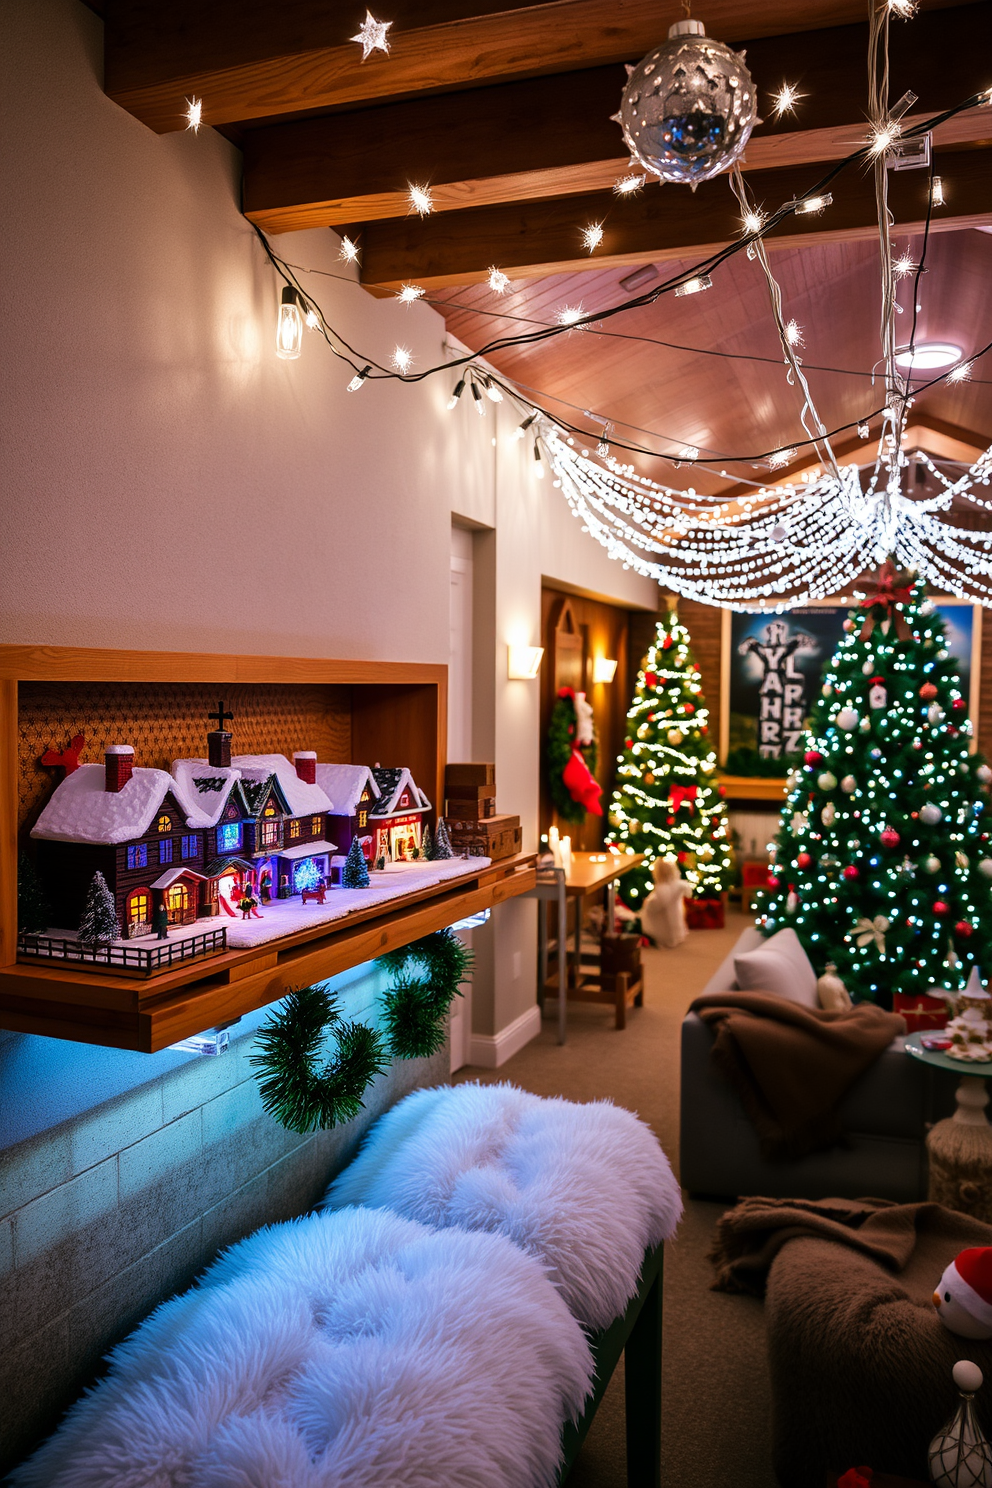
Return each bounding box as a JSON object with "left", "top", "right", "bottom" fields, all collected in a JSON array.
[
  {"left": 170, "top": 761, "right": 245, "bottom": 828},
  {"left": 315, "top": 763, "right": 380, "bottom": 818},
  {"left": 231, "top": 754, "right": 333, "bottom": 819},
  {"left": 31, "top": 765, "right": 185, "bottom": 846},
  {"left": 370, "top": 767, "right": 431, "bottom": 818}
]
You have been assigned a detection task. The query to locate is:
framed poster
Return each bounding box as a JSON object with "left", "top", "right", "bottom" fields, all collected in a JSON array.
[{"left": 719, "top": 598, "right": 981, "bottom": 772}]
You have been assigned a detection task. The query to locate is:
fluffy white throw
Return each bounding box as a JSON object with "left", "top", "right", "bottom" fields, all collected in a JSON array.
[
  {"left": 325, "top": 1082, "right": 682, "bottom": 1331},
  {"left": 11, "top": 1207, "right": 592, "bottom": 1488}
]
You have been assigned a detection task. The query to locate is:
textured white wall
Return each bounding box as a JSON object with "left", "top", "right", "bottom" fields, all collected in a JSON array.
[{"left": 0, "top": 0, "right": 658, "bottom": 1044}]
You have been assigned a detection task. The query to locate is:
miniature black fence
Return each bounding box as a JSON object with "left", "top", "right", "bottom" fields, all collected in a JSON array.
[{"left": 16, "top": 928, "right": 228, "bottom": 978}]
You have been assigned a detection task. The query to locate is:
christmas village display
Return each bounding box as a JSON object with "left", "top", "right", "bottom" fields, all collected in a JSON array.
[{"left": 17, "top": 703, "right": 475, "bottom": 973}]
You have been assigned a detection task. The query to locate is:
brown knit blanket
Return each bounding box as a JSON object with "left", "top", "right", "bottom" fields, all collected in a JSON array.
[
  {"left": 689, "top": 991, "right": 906, "bottom": 1160},
  {"left": 708, "top": 1194, "right": 987, "bottom": 1295}
]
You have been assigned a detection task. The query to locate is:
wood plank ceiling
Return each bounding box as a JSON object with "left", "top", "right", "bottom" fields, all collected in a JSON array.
[{"left": 101, "top": 0, "right": 992, "bottom": 489}]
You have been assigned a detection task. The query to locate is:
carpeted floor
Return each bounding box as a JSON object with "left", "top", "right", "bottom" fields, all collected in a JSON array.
[{"left": 456, "top": 909, "right": 776, "bottom": 1488}]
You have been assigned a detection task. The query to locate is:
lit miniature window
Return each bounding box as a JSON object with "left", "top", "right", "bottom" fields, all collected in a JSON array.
[
  {"left": 126, "top": 844, "right": 148, "bottom": 870},
  {"left": 159, "top": 838, "right": 173, "bottom": 865},
  {"left": 218, "top": 822, "right": 241, "bottom": 852},
  {"left": 157, "top": 813, "right": 172, "bottom": 833},
  {"left": 288, "top": 819, "right": 301, "bottom": 840},
  {"left": 264, "top": 805, "right": 276, "bottom": 818},
  {"left": 261, "top": 820, "right": 280, "bottom": 847},
  {"left": 358, "top": 809, "right": 368, "bottom": 828},
  {"left": 181, "top": 835, "right": 198, "bottom": 859},
  {"left": 311, "top": 815, "right": 322, "bottom": 834}
]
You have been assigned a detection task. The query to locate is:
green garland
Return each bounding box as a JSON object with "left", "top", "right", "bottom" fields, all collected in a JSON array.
[
  {"left": 546, "top": 690, "right": 599, "bottom": 823},
  {"left": 250, "top": 986, "right": 389, "bottom": 1133},
  {"left": 379, "top": 928, "right": 473, "bottom": 1059},
  {"left": 251, "top": 929, "right": 473, "bottom": 1131}
]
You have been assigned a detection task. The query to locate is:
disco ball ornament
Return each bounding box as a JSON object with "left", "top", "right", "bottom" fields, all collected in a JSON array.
[{"left": 613, "top": 18, "right": 759, "bottom": 190}]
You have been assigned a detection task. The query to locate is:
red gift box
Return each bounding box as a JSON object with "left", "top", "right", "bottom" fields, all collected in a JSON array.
[
  {"left": 893, "top": 992, "right": 948, "bottom": 1032},
  {"left": 685, "top": 897, "right": 725, "bottom": 930}
]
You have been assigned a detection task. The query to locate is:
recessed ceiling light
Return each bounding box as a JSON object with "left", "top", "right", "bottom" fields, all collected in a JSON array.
[{"left": 894, "top": 342, "right": 962, "bottom": 370}]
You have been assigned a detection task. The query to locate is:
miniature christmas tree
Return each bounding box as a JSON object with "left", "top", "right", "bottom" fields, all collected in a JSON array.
[
  {"left": 432, "top": 819, "right": 454, "bottom": 859},
  {"left": 342, "top": 836, "right": 370, "bottom": 888},
  {"left": 757, "top": 564, "right": 992, "bottom": 1006},
  {"left": 18, "top": 853, "right": 51, "bottom": 935},
  {"left": 78, "top": 871, "right": 120, "bottom": 944},
  {"left": 419, "top": 823, "right": 433, "bottom": 862},
  {"left": 607, "top": 608, "right": 733, "bottom": 909}
]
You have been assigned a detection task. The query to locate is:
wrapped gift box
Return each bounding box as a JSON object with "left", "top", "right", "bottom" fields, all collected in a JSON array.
[
  {"left": 892, "top": 992, "right": 948, "bottom": 1032},
  {"left": 685, "top": 897, "right": 725, "bottom": 930}
]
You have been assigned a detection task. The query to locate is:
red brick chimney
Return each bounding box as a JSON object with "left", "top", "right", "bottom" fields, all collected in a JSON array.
[
  {"left": 293, "top": 751, "right": 317, "bottom": 785},
  {"left": 105, "top": 745, "right": 134, "bottom": 792},
  {"left": 208, "top": 731, "right": 231, "bottom": 769}
]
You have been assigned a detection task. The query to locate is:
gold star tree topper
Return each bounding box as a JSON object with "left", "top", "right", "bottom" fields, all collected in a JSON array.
[{"left": 351, "top": 11, "right": 392, "bottom": 61}]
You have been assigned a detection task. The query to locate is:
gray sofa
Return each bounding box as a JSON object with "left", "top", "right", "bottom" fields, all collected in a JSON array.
[{"left": 679, "top": 927, "right": 957, "bottom": 1201}]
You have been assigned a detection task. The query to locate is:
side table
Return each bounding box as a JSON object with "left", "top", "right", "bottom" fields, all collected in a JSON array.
[{"left": 904, "top": 1033, "right": 992, "bottom": 1224}]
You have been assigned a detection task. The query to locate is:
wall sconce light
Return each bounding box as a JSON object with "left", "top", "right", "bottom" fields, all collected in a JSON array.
[
  {"left": 593, "top": 657, "right": 618, "bottom": 684},
  {"left": 507, "top": 645, "right": 544, "bottom": 679}
]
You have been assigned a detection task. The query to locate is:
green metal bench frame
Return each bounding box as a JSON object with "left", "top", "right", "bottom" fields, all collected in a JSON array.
[{"left": 558, "top": 1244, "right": 664, "bottom": 1487}]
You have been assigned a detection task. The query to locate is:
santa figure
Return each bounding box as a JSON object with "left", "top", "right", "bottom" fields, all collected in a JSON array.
[{"left": 933, "top": 1248, "right": 992, "bottom": 1340}]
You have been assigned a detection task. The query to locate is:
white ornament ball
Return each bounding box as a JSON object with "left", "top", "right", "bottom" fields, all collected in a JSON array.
[
  {"left": 862, "top": 660, "right": 875, "bottom": 676},
  {"left": 835, "top": 707, "right": 859, "bottom": 732},
  {"left": 821, "top": 802, "right": 836, "bottom": 826},
  {"left": 928, "top": 703, "right": 945, "bottom": 726},
  {"left": 616, "top": 19, "right": 759, "bottom": 188},
  {"left": 920, "top": 599, "right": 935, "bottom": 616},
  {"left": 822, "top": 682, "right": 833, "bottom": 698},
  {"left": 667, "top": 728, "right": 683, "bottom": 746},
  {"left": 818, "top": 771, "right": 837, "bottom": 792},
  {"left": 978, "top": 765, "right": 992, "bottom": 785},
  {"left": 979, "top": 859, "right": 992, "bottom": 879},
  {"left": 843, "top": 618, "right": 856, "bottom": 633},
  {"left": 920, "top": 802, "right": 943, "bottom": 825},
  {"left": 925, "top": 855, "right": 941, "bottom": 874},
  {"left": 841, "top": 774, "right": 857, "bottom": 794}
]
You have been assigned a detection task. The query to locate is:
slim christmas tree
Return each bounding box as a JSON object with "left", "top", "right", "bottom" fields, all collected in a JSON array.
[
  {"left": 342, "top": 835, "right": 370, "bottom": 888},
  {"left": 18, "top": 853, "right": 51, "bottom": 935},
  {"left": 78, "top": 871, "right": 120, "bottom": 944},
  {"left": 606, "top": 609, "right": 733, "bottom": 909},
  {"left": 757, "top": 564, "right": 992, "bottom": 1005},
  {"left": 432, "top": 819, "right": 454, "bottom": 860}
]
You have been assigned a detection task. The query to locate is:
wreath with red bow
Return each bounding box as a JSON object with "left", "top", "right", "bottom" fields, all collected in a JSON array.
[{"left": 546, "top": 687, "right": 601, "bottom": 823}]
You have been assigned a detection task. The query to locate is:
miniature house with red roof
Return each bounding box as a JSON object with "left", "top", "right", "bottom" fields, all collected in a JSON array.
[{"left": 369, "top": 767, "right": 432, "bottom": 862}]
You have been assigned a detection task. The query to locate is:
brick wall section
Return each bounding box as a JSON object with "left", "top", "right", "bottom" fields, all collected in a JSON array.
[{"left": 0, "top": 992, "right": 447, "bottom": 1473}]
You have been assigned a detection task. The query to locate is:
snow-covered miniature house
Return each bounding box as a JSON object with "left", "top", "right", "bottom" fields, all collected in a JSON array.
[
  {"left": 314, "top": 763, "right": 380, "bottom": 864},
  {"left": 230, "top": 753, "right": 336, "bottom": 899},
  {"left": 369, "top": 767, "right": 432, "bottom": 862}
]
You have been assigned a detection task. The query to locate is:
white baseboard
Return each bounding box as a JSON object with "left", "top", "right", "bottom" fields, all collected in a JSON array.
[{"left": 468, "top": 1004, "right": 542, "bottom": 1069}]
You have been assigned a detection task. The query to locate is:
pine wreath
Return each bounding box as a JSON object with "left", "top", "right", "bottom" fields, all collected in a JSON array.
[
  {"left": 379, "top": 928, "right": 473, "bottom": 1059},
  {"left": 546, "top": 688, "right": 599, "bottom": 823},
  {"left": 250, "top": 985, "right": 389, "bottom": 1133}
]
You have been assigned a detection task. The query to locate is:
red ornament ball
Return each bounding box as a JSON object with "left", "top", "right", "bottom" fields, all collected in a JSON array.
[
  {"left": 933, "top": 900, "right": 949, "bottom": 916},
  {"left": 805, "top": 750, "right": 824, "bottom": 767},
  {"left": 920, "top": 682, "right": 938, "bottom": 700},
  {"left": 684, "top": 702, "right": 695, "bottom": 714},
  {"left": 797, "top": 852, "right": 812, "bottom": 868},
  {"left": 667, "top": 814, "right": 675, "bottom": 825},
  {"left": 644, "top": 672, "right": 657, "bottom": 688},
  {"left": 842, "top": 865, "right": 859, "bottom": 881},
  {"left": 879, "top": 828, "right": 901, "bottom": 848},
  {"left": 767, "top": 876, "right": 780, "bottom": 890},
  {"left": 955, "top": 921, "right": 974, "bottom": 938},
  {"left": 625, "top": 738, "right": 633, "bottom": 749},
  {"left": 718, "top": 784, "right": 726, "bottom": 796},
  {"left": 912, "top": 740, "right": 923, "bottom": 750},
  {"left": 662, "top": 637, "right": 673, "bottom": 650},
  {"left": 953, "top": 697, "right": 967, "bottom": 711}
]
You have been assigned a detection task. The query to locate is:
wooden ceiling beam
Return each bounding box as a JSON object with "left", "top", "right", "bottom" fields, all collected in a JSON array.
[
  {"left": 356, "top": 145, "right": 992, "bottom": 290},
  {"left": 104, "top": 0, "right": 977, "bottom": 133},
  {"left": 242, "top": 5, "right": 991, "bottom": 232}
]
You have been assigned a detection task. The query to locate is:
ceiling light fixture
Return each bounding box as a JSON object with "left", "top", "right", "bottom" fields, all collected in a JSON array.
[{"left": 894, "top": 342, "right": 963, "bottom": 370}]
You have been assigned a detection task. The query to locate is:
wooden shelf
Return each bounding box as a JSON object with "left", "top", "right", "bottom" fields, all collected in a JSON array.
[
  {"left": 0, "top": 854, "right": 536, "bottom": 1051},
  {"left": 0, "top": 643, "right": 537, "bottom": 1051},
  {"left": 718, "top": 774, "right": 789, "bottom": 801}
]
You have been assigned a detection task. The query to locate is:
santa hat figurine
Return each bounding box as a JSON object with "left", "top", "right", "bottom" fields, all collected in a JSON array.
[{"left": 934, "top": 1248, "right": 992, "bottom": 1340}]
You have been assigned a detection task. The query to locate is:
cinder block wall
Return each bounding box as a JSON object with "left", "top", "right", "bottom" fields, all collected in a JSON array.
[{"left": 0, "top": 973, "right": 447, "bottom": 1473}]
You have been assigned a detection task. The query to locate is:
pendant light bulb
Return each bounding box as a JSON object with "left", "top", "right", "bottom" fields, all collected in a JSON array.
[
  {"left": 276, "top": 286, "right": 303, "bottom": 360},
  {"left": 470, "top": 381, "right": 486, "bottom": 416}
]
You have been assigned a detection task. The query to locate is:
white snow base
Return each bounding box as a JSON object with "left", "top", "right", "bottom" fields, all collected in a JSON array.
[
  {"left": 325, "top": 1081, "right": 683, "bottom": 1331},
  {"left": 10, "top": 1208, "right": 593, "bottom": 1488}
]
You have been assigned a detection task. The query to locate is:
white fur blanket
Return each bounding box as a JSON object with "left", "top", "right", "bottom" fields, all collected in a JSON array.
[
  {"left": 11, "top": 1208, "right": 592, "bottom": 1488},
  {"left": 324, "top": 1082, "right": 682, "bottom": 1330}
]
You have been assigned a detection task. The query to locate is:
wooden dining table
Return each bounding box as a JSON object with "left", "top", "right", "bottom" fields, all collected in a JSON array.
[{"left": 523, "top": 850, "right": 646, "bottom": 1044}]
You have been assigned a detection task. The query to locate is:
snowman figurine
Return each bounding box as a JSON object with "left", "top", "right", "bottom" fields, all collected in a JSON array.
[{"left": 934, "top": 1248, "right": 992, "bottom": 1339}]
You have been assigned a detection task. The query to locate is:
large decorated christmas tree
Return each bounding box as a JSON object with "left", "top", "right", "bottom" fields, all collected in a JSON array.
[
  {"left": 757, "top": 563, "right": 992, "bottom": 1006},
  {"left": 606, "top": 609, "right": 734, "bottom": 908}
]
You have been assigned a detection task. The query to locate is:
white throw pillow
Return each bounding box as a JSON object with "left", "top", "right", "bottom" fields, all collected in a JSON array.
[{"left": 733, "top": 927, "right": 819, "bottom": 1009}]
